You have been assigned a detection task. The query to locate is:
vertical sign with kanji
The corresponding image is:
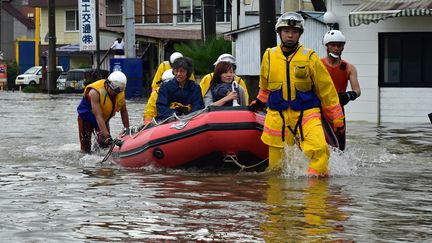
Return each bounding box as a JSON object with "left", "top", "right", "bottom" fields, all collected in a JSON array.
[{"left": 79, "top": 0, "right": 96, "bottom": 51}]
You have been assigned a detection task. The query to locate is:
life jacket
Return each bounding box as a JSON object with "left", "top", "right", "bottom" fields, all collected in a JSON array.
[
  {"left": 321, "top": 58, "right": 349, "bottom": 93},
  {"left": 265, "top": 45, "right": 320, "bottom": 111},
  {"left": 77, "top": 80, "right": 125, "bottom": 125}
]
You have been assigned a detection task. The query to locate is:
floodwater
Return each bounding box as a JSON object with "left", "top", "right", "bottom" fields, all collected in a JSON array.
[{"left": 1, "top": 92, "right": 431, "bottom": 242}]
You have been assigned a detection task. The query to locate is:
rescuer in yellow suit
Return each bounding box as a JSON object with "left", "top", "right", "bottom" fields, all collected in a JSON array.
[{"left": 249, "top": 12, "right": 344, "bottom": 176}]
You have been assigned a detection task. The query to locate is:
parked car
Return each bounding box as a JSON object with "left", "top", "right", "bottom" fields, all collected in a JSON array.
[
  {"left": 57, "top": 68, "right": 109, "bottom": 91},
  {"left": 15, "top": 66, "right": 64, "bottom": 86},
  {"left": 56, "top": 72, "right": 68, "bottom": 90}
]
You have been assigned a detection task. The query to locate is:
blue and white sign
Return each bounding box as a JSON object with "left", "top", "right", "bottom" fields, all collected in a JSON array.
[{"left": 79, "top": 0, "right": 96, "bottom": 51}]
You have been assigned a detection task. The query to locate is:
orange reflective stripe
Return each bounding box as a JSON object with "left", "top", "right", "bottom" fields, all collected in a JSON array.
[
  {"left": 257, "top": 89, "right": 270, "bottom": 103},
  {"left": 302, "top": 112, "right": 321, "bottom": 126},
  {"left": 263, "top": 124, "right": 288, "bottom": 137},
  {"left": 308, "top": 167, "right": 328, "bottom": 177},
  {"left": 323, "top": 104, "right": 344, "bottom": 120}
]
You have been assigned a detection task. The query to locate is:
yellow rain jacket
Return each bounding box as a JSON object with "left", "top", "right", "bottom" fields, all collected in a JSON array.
[
  {"left": 199, "top": 73, "right": 249, "bottom": 105},
  {"left": 258, "top": 45, "right": 344, "bottom": 174},
  {"left": 84, "top": 80, "right": 125, "bottom": 122},
  {"left": 143, "top": 90, "right": 158, "bottom": 124}
]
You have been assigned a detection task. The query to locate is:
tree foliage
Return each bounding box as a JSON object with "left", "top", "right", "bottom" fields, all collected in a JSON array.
[{"left": 174, "top": 38, "right": 232, "bottom": 75}]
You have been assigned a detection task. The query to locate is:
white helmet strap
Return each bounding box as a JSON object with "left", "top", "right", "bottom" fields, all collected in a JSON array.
[{"left": 329, "top": 52, "right": 340, "bottom": 59}]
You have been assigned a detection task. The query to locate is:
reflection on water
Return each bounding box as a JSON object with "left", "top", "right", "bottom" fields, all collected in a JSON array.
[
  {"left": 261, "top": 177, "right": 351, "bottom": 242},
  {"left": 1, "top": 92, "right": 431, "bottom": 242}
]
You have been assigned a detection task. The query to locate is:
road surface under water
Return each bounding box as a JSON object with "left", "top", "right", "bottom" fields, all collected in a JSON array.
[{"left": 0, "top": 92, "right": 431, "bottom": 242}]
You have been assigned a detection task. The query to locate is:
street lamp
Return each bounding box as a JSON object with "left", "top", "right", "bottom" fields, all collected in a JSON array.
[{"left": 323, "top": 11, "right": 339, "bottom": 30}]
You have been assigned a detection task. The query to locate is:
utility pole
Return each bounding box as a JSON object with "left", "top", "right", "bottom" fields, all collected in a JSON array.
[
  {"left": 124, "top": 0, "right": 136, "bottom": 58},
  {"left": 0, "top": 0, "right": 3, "bottom": 52},
  {"left": 95, "top": 0, "right": 100, "bottom": 78},
  {"left": 259, "top": 0, "right": 276, "bottom": 60},
  {"left": 201, "top": 0, "right": 216, "bottom": 43},
  {"left": 48, "top": 0, "right": 56, "bottom": 93}
]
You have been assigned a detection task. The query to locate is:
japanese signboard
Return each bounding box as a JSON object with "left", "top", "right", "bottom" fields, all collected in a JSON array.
[{"left": 79, "top": 0, "right": 97, "bottom": 51}]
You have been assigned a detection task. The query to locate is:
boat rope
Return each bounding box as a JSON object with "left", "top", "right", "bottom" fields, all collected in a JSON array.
[
  {"left": 99, "top": 138, "right": 122, "bottom": 164},
  {"left": 226, "top": 155, "right": 269, "bottom": 172},
  {"left": 172, "top": 107, "right": 208, "bottom": 121}
]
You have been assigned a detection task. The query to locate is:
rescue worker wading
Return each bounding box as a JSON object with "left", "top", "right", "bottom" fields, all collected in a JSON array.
[
  {"left": 77, "top": 71, "right": 130, "bottom": 153},
  {"left": 321, "top": 30, "right": 361, "bottom": 151},
  {"left": 249, "top": 12, "right": 344, "bottom": 177}
]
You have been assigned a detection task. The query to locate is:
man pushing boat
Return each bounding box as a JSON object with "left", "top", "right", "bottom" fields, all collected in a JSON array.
[{"left": 77, "top": 71, "right": 130, "bottom": 153}]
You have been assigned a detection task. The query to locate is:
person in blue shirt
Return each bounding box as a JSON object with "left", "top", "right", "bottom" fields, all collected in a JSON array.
[{"left": 156, "top": 57, "right": 204, "bottom": 120}]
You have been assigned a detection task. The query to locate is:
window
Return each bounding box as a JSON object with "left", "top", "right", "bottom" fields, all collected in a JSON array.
[
  {"left": 215, "top": 0, "right": 231, "bottom": 22},
  {"left": 65, "top": 10, "right": 79, "bottom": 31},
  {"left": 132, "top": 0, "right": 231, "bottom": 24},
  {"left": 379, "top": 32, "right": 432, "bottom": 87}
]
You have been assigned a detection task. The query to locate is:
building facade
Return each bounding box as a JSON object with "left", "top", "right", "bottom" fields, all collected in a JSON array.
[{"left": 229, "top": 0, "right": 432, "bottom": 124}]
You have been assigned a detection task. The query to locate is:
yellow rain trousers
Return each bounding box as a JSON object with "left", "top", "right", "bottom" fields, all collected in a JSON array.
[{"left": 258, "top": 45, "right": 344, "bottom": 175}]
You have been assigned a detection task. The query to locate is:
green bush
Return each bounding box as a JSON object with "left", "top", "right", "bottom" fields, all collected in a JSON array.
[
  {"left": 78, "top": 63, "right": 92, "bottom": 69},
  {"left": 174, "top": 37, "right": 232, "bottom": 75},
  {"left": 22, "top": 85, "right": 41, "bottom": 93}
]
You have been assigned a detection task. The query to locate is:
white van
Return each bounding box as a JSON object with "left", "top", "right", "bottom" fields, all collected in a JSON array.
[{"left": 15, "top": 66, "right": 64, "bottom": 86}]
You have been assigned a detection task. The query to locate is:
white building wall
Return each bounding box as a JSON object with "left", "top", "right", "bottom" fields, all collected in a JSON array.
[
  {"left": 330, "top": 0, "right": 432, "bottom": 124},
  {"left": 234, "top": 28, "right": 261, "bottom": 76},
  {"left": 380, "top": 88, "right": 432, "bottom": 123}
]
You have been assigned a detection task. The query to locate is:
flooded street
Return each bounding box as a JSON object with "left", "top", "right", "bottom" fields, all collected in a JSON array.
[{"left": 1, "top": 92, "right": 431, "bottom": 242}]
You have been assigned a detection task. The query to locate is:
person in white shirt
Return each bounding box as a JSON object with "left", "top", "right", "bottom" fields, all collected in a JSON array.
[{"left": 111, "top": 38, "right": 125, "bottom": 56}]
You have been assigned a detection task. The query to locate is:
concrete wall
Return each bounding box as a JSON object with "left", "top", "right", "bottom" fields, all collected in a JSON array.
[{"left": 1, "top": 8, "right": 33, "bottom": 61}]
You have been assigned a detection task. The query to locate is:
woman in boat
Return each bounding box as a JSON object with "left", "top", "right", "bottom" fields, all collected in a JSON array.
[
  {"left": 200, "top": 53, "right": 249, "bottom": 106},
  {"left": 156, "top": 57, "right": 204, "bottom": 120},
  {"left": 202, "top": 60, "right": 248, "bottom": 107}
]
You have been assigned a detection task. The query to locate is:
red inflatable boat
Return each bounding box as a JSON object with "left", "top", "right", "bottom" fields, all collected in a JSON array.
[{"left": 110, "top": 106, "right": 269, "bottom": 170}]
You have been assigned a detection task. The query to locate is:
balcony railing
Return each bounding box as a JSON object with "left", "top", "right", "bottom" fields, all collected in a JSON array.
[
  {"left": 106, "top": 14, "right": 123, "bottom": 26},
  {"left": 106, "top": 12, "right": 231, "bottom": 27}
]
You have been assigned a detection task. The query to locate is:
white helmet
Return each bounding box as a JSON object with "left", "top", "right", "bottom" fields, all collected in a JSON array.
[
  {"left": 161, "top": 69, "right": 174, "bottom": 82},
  {"left": 323, "top": 30, "right": 346, "bottom": 45},
  {"left": 107, "top": 71, "right": 127, "bottom": 93},
  {"left": 275, "top": 12, "right": 304, "bottom": 33},
  {"left": 169, "top": 52, "right": 183, "bottom": 64},
  {"left": 214, "top": 53, "right": 236, "bottom": 65}
]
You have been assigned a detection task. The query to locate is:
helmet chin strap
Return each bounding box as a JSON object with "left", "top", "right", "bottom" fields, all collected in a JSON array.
[
  {"left": 278, "top": 33, "right": 299, "bottom": 49},
  {"left": 282, "top": 41, "right": 298, "bottom": 49},
  {"left": 329, "top": 52, "right": 340, "bottom": 59}
]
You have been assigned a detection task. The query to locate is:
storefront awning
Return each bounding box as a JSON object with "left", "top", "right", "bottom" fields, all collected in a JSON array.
[{"left": 349, "top": 0, "right": 432, "bottom": 27}]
